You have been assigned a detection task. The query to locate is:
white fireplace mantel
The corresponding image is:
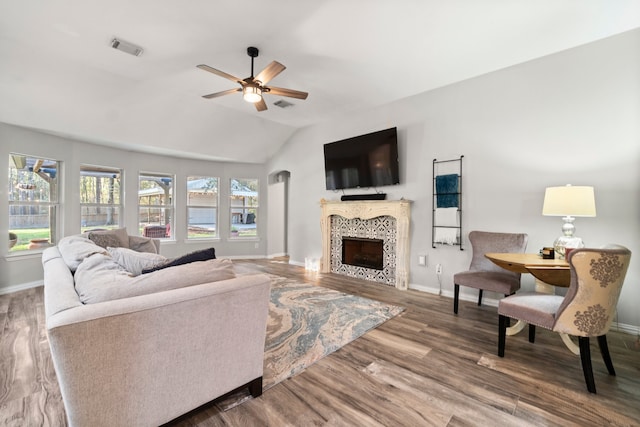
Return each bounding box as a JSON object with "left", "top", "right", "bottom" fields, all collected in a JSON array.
[{"left": 320, "top": 198, "right": 412, "bottom": 290}]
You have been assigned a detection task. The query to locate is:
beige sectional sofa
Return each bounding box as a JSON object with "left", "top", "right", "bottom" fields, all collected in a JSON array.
[{"left": 43, "top": 231, "right": 271, "bottom": 427}]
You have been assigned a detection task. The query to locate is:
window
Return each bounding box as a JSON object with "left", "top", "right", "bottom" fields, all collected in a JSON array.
[
  {"left": 138, "top": 172, "right": 174, "bottom": 239},
  {"left": 8, "top": 154, "right": 60, "bottom": 252},
  {"left": 187, "top": 176, "right": 218, "bottom": 239},
  {"left": 229, "top": 178, "right": 258, "bottom": 238},
  {"left": 80, "top": 165, "right": 122, "bottom": 232}
]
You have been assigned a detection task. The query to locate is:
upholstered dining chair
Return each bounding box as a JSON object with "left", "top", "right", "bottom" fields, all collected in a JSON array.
[
  {"left": 453, "top": 231, "right": 528, "bottom": 314},
  {"left": 498, "top": 245, "right": 632, "bottom": 393}
]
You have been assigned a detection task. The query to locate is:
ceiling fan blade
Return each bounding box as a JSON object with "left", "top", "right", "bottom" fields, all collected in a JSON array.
[
  {"left": 254, "top": 98, "right": 268, "bottom": 112},
  {"left": 255, "top": 61, "right": 285, "bottom": 85},
  {"left": 197, "top": 64, "right": 244, "bottom": 85},
  {"left": 266, "top": 86, "right": 308, "bottom": 100},
  {"left": 202, "top": 88, "right": 242, "bottom": 99}
]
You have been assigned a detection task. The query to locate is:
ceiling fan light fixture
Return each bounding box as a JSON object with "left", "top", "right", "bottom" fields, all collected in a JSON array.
[{"left": 243, "top": 85, "right": 262, "bottom": 103}]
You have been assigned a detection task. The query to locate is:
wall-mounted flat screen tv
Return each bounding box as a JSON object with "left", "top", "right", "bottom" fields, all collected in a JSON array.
[{"left": 324, "top": 127, "right": 399, "bottom": 191}]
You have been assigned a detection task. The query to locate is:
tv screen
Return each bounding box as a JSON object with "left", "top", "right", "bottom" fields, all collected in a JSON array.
[{"left": 324, "top": 127, "right": 399, "bottom": 191}]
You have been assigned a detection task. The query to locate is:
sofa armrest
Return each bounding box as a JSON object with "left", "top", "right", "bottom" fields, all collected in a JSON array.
[{"left": 47, "top": 274, "right": 270, "bottom": 427}]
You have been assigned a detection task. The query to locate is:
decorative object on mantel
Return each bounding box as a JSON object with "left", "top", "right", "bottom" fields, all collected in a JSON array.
[
  {"left": 319, "top": 198, "right": 412, "bottom": 290},
  {"left": 542, "top": 184, "right": 596, "bottom": 259},
  {"left": 432, "top": 156, "right": 463, "bottom": 249}
]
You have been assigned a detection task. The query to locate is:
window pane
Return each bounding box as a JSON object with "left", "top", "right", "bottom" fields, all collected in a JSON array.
[
  {"left": 9, "top": 155, "right": 58, "bottom": 202},
  {"left": 139, "top": 173, "right": 173, "bottom": 206},
  {"left": 8, "top": 154, "right": 59, "bottom": 252},
  {"left": 187, "top": 176, "right": 218, "bottom": 207},
  {"left": 81, "top": 206, "right": 120, "bottom": 231},
  {"left": 230, "top": 178, "right": 258, "bottom": 238},
  {"left": 187, "top": 207, "right": 217, "bottom": 238},
  {"left": 80, "top": 165, "right": 121, "bottom": 204},
  {"left": 9, "top": 205, "right": 55, "bottom": 252}
]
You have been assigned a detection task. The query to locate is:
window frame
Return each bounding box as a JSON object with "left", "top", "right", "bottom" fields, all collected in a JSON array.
[
  {"left": 186, "top": 175, "right": 219, "bottom": 240},
  {"left": 79, "top": 164, "right": 123, "bottom": 232},
  {"left": 8, "top": 153, "right": 61, "bottom": 253},
  {"left": 138, "top": 171, "right": 175, "bottom": 239},
  {"left": 229, "top": 178, "right": 259, "bottom": 239}
]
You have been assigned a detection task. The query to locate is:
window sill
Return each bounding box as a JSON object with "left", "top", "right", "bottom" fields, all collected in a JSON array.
[
  {"left": 184, "top": 238, "right": 221, "bottom": 244},
  {"left": 4, "top": 250, "right": 45, "bottom": 261},
  {"left": 227, "top": 237, "right": 260, "bottom": 243}
]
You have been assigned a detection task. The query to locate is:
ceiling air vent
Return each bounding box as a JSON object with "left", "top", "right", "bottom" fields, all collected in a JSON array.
[
  {"left": 110, "top": 38, "right": 144, "bottom": 57},
  {"left": 273, "top": 99, "right": 294, "bottom": 109}
]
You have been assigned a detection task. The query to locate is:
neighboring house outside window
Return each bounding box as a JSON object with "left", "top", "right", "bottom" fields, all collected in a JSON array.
[
  {"left": 229, "top": 178, "right": 258, "bottom": 238},
  {"left": 187, "top": 176, "right": 218, "bottom": 239},
  {"left": 138, "top": 172, "right": 174, "bottom": 239},
  {"left": 8, "top": 154, "right": 60, "bottom": 252},
  {"left": 80, "top": 164, "right": 122, "bottom": 232}
]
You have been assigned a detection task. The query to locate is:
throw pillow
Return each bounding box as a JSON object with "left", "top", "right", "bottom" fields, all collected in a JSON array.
[
  {"left": 128, "top": 235, "right": 159, "bottom": 254},
  {"left": 88, "top": 228, "right": 130, "bottom": 249},
  {"left": 107, "top": 247, "right": 167, "bottom": 276},
  {"left": 57, "top": 235, "right": 107, "bottom": 272},
  {"left": 142, "top": 247, "right": 216, "bottom": 274}
]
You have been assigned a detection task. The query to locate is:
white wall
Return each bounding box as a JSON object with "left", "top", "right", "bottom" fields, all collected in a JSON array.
[
  {"left": 0, "top": 124, "right": 267, "bottom": 293},
  {"left": 268, "top": 29, "right": 640, "bottom": 331}
]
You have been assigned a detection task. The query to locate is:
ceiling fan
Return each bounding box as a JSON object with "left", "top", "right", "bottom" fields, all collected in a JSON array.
[{"left": 197, "top": 47, "right": 308, "bottom": 112}]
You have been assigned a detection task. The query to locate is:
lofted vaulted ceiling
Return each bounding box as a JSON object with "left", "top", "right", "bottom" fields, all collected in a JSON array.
[{"left": 1, "top": 1, "right": 639, "bottom": 163}]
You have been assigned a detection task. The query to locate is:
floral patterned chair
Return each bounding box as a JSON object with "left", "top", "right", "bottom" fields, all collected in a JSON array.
[{"left": 497, "top": 245, "right": 632, "bottom": 393}]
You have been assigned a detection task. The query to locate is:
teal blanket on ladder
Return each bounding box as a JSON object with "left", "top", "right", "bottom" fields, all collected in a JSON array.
[{"left": 436, "top": 174, "right": 459, "bottom": 208}]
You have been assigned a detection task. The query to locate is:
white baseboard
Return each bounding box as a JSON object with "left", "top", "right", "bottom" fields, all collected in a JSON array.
[
  {"left": 267, "top": 252, "right": 288, "bottom": 258},
  {"left": 0, "top": 280, "right": 42, "bottom": 295}
]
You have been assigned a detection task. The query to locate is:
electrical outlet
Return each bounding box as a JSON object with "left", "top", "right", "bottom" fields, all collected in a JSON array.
[{"left": 436, "top": 264, "right": 443, "bottom": 275}]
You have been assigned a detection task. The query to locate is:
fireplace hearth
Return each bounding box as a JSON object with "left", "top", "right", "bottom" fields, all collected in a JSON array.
[{"left": 342, "top": 237, "right": 384, "bottom": 270}]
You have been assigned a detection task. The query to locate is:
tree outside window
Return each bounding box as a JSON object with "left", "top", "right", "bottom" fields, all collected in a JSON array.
[
  {"left": 138, "top": 172, "right": 174, "bottom": 238},
  {"left": 229, "top": 178, "right": 258, "bottom": 238},
  {"left": 8, "top": 154, "right": 59, "bottom": 252},
  {"left": 187, "top": 176, "right": 218, "bottom": 239},
  {"left": 80, "top": 165, "right": 122, "bottom": 232}
]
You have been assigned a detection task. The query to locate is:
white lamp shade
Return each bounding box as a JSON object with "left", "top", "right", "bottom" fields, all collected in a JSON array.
[{"left": 542, "top": 185, "right": 596, "bottom": 217}]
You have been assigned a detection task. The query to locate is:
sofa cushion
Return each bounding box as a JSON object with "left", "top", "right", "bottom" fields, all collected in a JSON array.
[
  {"left": 57, "top": 235, "right": 107, "bottom": 272},
  {"left": 107, "top": 247, "right": 167, "bottom": 276},
  {"left": 142, "top": 247, "right": 216, "bottom": 274},
  {"left": 88, "top": 228, "right": 130, "bottom": 249},
  {"left": 75, "top": 256, "right": 236, "bottom": 304}
]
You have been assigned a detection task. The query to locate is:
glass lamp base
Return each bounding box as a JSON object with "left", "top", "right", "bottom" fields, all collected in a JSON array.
[{"left": 554, "top": 236, "right": 584, "bottom": 259}]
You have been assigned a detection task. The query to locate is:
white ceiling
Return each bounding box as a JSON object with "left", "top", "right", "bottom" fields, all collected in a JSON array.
[{"left": 1, "top": 0, "right": 639, "bottom": 163}]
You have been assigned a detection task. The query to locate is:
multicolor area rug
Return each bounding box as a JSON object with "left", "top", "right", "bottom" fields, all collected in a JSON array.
[{"left": 217, "top": 271, "right": 404, "bottom": 409}]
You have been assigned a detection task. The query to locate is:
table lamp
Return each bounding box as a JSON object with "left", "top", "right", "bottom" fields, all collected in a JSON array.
[{"left": 542, "top": 184, "right": 596, "bottom": 259}]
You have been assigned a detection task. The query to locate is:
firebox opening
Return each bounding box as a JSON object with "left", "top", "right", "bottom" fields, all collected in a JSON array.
[{"left": 342, "top": 237, "right": 384, "bottom": 270}]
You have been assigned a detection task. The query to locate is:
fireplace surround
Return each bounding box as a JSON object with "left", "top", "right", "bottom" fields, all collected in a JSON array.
[{"left": 320, "top": 199, "right": 412, "bottom": 290}]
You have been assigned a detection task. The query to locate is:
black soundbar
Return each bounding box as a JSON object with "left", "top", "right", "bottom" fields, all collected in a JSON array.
[{"left": 340, "top": 193, "right": 387, "bottom": 201}]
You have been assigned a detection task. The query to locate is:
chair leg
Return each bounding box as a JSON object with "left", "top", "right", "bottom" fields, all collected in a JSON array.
[
  {"left": 597, "top": 335, "right": 616, "bottom": 376},
  {"left": 579, "top": 337, "right": 596, "bottom": 394},
  {"left": 477, "top": 289, "right": 483, "bottom": 306},
  {"left": 528, "top": 324, "right": 536, "bottom": 343},
  {"left": 498, "top": 315, "right": 507, "bottom": 357},
  {"left": 454, "top": 284, "right": 460, "bottom": 314}
]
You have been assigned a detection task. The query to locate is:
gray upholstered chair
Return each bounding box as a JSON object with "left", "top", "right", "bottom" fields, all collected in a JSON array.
[
  {"left": 453, "top": 231, "right": 528, "bottom": 314},
  {"left": 498, "top": 246, "right": 632, "bottom": 393}
]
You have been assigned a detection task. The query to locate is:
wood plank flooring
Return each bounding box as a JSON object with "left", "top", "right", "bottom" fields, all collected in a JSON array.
[{"left": 1, "top": 259, "right": 639, "bottom": 426}]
